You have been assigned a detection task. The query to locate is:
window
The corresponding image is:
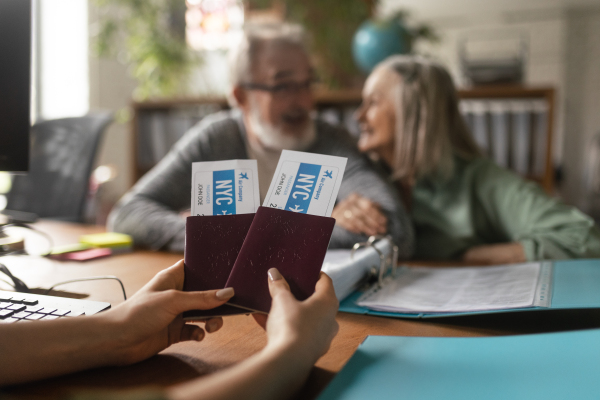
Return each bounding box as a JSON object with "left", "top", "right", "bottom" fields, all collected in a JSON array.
[
  {"left": 186, "top": 0, "right": 244, "bottom": 51},
  {"left": 38, "top": 0, "right": 89, "bottom": 120}
]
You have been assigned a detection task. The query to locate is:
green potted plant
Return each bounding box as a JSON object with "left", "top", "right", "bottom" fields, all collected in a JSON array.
[{"left": 93, "top": 0, "right": 201, "bottom": 99}]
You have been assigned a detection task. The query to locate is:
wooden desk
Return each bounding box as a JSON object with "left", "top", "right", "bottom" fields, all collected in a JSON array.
[{"left": 4, "top": 221, "right": 600, "bottom": 399}]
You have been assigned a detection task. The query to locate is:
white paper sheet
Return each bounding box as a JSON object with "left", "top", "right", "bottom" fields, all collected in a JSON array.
[{"left": 357, "top": 263, "right": 542, "bottom": 313}]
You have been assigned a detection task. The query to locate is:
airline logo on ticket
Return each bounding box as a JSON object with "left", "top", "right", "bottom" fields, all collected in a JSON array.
[
  {"left": 191, "top": 160, "right": 260, "bottom": 216},
  {"left": 263, "top": 150, "right": 347, "bottom": 217}
]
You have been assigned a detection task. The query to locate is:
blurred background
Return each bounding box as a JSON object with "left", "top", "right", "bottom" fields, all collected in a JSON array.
[{"left": 10, "top": 0, "right": 600, "bottom": 225}]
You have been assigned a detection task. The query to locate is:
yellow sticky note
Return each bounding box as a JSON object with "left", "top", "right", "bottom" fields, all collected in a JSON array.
[{"left": 79, "top": 232, "right": 133, "bottom": 248}]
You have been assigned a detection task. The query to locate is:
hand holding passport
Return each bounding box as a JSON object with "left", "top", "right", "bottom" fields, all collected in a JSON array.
[{"left": 183, "top": 151, "right": 347, "bottom": 317}]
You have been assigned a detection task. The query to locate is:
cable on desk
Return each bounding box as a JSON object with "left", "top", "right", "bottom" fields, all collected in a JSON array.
[
  {"left": 1, "top": 224, "right": 127, "bottom": 301},
  {"left": 0, "top": 222, "right": 53, "bottom": 257},
  {"left": 0, "top": 249, "right": 24, "bottom": 258},
  {"left": 1, "top": 260, "right": 127, "bottom": 300},
  {"left": 43, "top": 276, "right": 127, "bottom": 300},
  {"left": 0, "top": 277, "right": 15, "bottom": 290},
  {"left": 0, "top": 262, "right": 30, "bottom": 292}
]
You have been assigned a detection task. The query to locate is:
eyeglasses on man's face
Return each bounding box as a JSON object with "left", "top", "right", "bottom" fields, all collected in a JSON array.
[{"left": 240, "top": 78, "right": 318, "bottom": 96}]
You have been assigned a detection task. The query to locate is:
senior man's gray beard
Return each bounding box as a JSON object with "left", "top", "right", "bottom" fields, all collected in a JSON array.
[{"left": 248, "top": 105, "right": 316, "bottom": 152}]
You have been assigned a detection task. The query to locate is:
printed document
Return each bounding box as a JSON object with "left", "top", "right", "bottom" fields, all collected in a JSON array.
[{"left": 357, "top": 263, "right": 546, "bottom": 313}]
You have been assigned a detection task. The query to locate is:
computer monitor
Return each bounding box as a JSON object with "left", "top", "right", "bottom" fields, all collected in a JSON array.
[{"left": 0, "top": 0, "right": 31, "bottom": 172}]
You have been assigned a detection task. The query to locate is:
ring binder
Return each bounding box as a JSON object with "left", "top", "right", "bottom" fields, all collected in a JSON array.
[
  {"left": 320, "top": 236, "right": 398, "bottom": 301},
  {"left": 369, "top": 235, "right": 400, "bottom": 285},
  {"left": 351, "top": 240, "right": 381, "bottom": 288},
  {"left": 351, "top": 235, "right": 398, "bottom": 288},
  {"left": 338, "top": 259, "right": 600, "bottom": 319}
]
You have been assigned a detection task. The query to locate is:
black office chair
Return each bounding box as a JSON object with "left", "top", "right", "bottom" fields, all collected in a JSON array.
[{"left": 5, "top": 112, "right": 113, "bottom": 223}]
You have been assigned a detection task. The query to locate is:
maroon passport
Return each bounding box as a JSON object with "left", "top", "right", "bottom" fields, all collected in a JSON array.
[
  {"left": 224, "top": 206, "right": 335, "bottom": 313},
  {"left": 183, "top": 214, "right": 255, "bottom": 319}
]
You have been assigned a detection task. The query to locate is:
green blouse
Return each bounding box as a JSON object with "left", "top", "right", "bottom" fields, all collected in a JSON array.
[{"left": 411, "top": 156, "right": 600, "bottom": 261}]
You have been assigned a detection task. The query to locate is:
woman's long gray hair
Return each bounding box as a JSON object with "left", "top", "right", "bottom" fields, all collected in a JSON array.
[{"left": 377, "top": 55, "right": 482, "bottom": 182}]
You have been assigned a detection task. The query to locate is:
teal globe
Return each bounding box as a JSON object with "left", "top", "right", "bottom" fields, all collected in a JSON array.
[{"left": 352, "top": 19, "right": 410, "bottom": 73}]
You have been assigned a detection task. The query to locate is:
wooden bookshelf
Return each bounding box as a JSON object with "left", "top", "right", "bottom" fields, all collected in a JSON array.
[
  {"left": 457, "top": 86, "right": 555, "bottom": 193},
  {"left": 131, "top": 86, "right": 554, "bottom": 192}
]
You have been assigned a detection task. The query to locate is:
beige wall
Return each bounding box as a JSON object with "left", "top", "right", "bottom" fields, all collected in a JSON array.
[
  {"left": 562, "top": 8, "right": 600, "bottom": 210},
  {"left": 86, "top": 5, "right": 227, "bottom": 210},
  {"left": 88, "top": 5, "right": 137, "bottom": 209}
]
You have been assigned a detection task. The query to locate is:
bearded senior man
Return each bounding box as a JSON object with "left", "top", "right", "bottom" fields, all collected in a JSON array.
[{"left": 108, "top": 23, "right": 413, "bottom": 255}]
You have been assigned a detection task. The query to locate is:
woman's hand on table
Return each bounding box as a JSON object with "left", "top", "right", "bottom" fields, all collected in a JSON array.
[
  {"left": 1, "top": 258, "right": 339, "bottom": 398},
  {"left": 102, "top": 259, "right": 234, "bottom": 365},
  {"left": 253, "top": 269, "right": 340, "bottom": 366},
  {"left": 0, "top": 260, "right": 235, "bottom": 386},
  {"left": 332, "top": 193, "right": 388, "bottom": 237},
  {"left": 462, "top": 242, "right": 527, "bottom": 265},
  {"left": 169, "top": 270, "right": 340, "bottom": 400}
]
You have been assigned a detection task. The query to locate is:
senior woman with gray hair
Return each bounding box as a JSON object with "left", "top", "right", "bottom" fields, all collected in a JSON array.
[{"left": 333, "top": 55, "right": 600, "bottom": 263}]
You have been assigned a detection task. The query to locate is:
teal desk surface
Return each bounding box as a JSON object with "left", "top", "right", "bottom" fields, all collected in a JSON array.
[{"left": 319, "top": 329, "right": 600, "bottom": 400}]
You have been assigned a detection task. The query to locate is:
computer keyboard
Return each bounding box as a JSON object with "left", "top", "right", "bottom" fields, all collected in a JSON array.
[{"left": 0, "top": 290, "right": 111, "bottom": 323}]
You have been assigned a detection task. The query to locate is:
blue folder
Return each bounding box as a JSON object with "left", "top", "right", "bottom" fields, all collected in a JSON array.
[
  {"left": 318, "top": 329, "right": 600, "bottom": 400},
  {"left": 339, "top": 259, "right": 600, "bottom": 318}
]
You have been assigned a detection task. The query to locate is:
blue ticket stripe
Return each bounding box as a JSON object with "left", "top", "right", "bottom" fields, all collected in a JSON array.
[
  {"left": 213, "top": 169, "right": 236, "bottom": 215},
  {"left": 284, "top": 163, "right": 321, "bottom": 213}
]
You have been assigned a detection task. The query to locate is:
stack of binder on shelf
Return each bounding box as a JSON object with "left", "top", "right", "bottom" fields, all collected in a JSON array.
[
  {"left": 324, "top": 237, "right": 600, "bottom": 318},
  {"left": 458, "top": 98, "right": 549, "bottom": 179}
]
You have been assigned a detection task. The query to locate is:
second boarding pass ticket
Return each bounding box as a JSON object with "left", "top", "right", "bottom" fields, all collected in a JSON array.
[
  {"left": 191, "top": 160, "right": 260, "bottom": 216},
  {"left": 263, "top": 150, "right": 347, "bottom": 217}
]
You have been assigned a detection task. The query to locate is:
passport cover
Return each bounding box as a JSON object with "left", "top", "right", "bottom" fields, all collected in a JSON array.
[
  {"left": 225, "top": 206, "right": 336, "bottom": 313},
  {"left": 183, "top": 214, "right": 255, "bottom": 319}
]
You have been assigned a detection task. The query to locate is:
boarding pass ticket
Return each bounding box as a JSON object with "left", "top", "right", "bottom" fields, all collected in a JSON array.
[
  {"left": 263, "top": 150, "right": 347, "bottom": 217},
  {"left": 191, "top": 160, "right": 260, "bottom": 216}
]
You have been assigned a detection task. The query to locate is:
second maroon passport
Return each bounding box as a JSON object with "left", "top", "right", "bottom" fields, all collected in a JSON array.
[
  {"left": 224, "top": 206, "right": 336, "bottom": 313},
  {"left": 183, "top": 214, "right": 255, "bottom": 319}
]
